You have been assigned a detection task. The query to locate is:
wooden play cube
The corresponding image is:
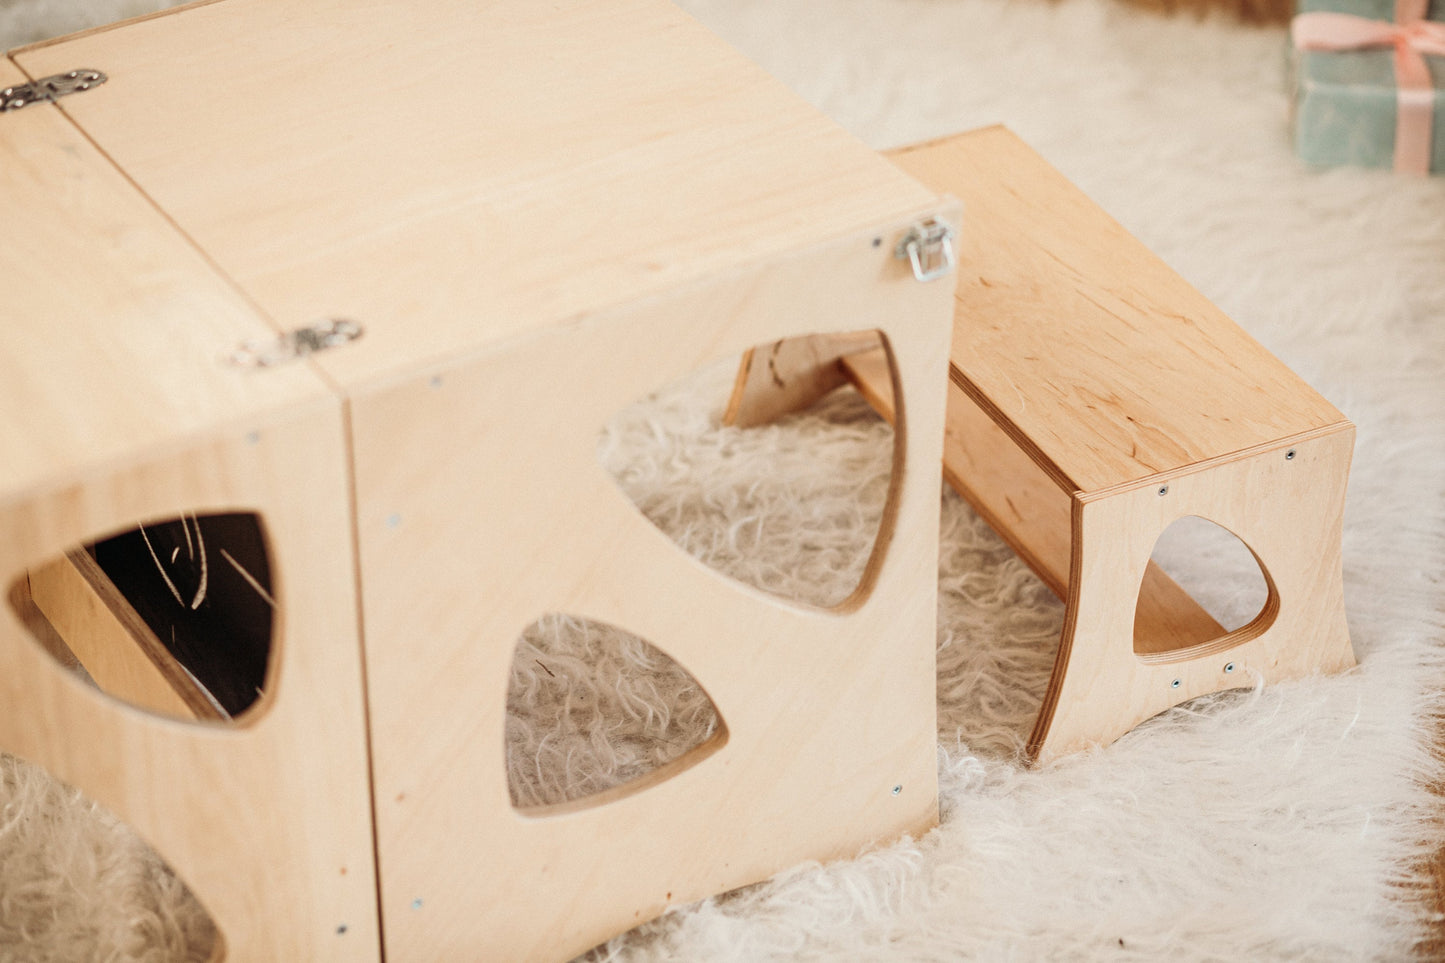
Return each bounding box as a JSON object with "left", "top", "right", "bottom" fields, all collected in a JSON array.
[
  {"left": 0, "top": 2, "right": 960, "bottom": 960},
  {"left": 732, "top": 128, "right": 1356, "bottom": 763}
]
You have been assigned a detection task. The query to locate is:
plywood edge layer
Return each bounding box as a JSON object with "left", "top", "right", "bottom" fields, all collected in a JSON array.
[
  {"left": 1026, "top": 494, "right": 1089, "bottom": 760},
  {"left": 1076, "top": 420, "right": 1356, "bottom": 503},
  {"left": 883, "top": 125, "right": 1008, "bottom": 160},
  {"left": 27, "top": 550, "right": 222, "bottom": 720},
  {"left": 5, "top": 0, "right": 225, "bottom": 57}
]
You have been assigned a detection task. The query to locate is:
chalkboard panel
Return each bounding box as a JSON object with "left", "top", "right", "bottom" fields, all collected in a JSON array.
[{"left": 88, "top": 512, "right": 273, "bottom": 717}]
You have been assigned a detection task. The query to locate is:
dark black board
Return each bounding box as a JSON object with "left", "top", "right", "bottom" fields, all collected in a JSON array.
[{"left": 89, "top": 513, "right": 273, "bottom": 717}]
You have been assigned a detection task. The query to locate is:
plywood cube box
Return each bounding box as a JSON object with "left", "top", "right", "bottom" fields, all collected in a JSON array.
[{"left": 0, "top": 0, "right": 959, "bottom": 959}]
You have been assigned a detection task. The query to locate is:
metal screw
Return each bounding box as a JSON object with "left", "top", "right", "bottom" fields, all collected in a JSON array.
[
  {"left": 1158, "top": 485, "right": 1169, "bottom": 496},
  {"left": 411, "top": 898, "right": 423, "bottom": 910},
  {"left": 336, "top": 924, "right": 348, "bottom": 935},
  {"left": 891, "top": 784, "right": 902, "bottom": 796},
  {"left": 1224, "top": 662, "right": 1236, "bottom": 673},
  {"left": 1285, "top": 449, "right": 1296, "bottom": 460},
  {"left": 1170, "top": 678, "right": 1181, "bottom": 689},
  {"left": 872, "top": 237, "right": 882, "bottom": 248}
]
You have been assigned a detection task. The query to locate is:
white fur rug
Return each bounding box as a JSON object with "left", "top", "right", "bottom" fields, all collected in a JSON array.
[{"left": 3, "top": 0, "right": 1444, "bottom": 960}]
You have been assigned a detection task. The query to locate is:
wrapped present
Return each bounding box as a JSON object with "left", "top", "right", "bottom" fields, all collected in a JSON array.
[{"left": 1291, "top": 0, "right": 1445, "bottom": 173}]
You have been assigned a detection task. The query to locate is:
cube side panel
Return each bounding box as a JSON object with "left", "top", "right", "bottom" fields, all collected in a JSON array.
[
  {"left": 0, "top": 399, "right": 381, "bottom": 962},
  {"left": 349, "top": 210, "right": 956, "bottom": 962}
]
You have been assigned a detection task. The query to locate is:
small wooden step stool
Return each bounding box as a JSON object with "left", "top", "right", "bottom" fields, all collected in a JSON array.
[
  {"left": 730, "top": 127, "right": 1356, "bottom": 763},
  {"left": 0, "top": 1, "right": 961, "bottom": 960}
]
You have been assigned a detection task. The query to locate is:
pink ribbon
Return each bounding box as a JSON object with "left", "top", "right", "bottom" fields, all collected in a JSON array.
[{"left": 1292, "top": 0, "right": 1445, "bottom": 174}]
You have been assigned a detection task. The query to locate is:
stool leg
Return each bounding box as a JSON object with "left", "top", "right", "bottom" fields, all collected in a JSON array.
[
  {"left": 722, "top": 331, "right": 885, "bottom": 427},
  {"left": 1030, "top": 426, "right": 1356, "bottom": 763}
]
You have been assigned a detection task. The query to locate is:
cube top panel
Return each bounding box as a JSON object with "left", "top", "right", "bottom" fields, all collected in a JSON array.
[
  {"left": 15, "top": 0, "right": 940, "bottom": 389},
  {"left": 0, "top": 57, "right": 331, "bottom": 509}
]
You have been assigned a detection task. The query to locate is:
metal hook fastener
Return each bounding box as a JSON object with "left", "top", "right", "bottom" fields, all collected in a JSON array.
[
  {"left": 227, "top": 318, "right": 364, "bottom": 368},
  {"left": 894, "top": 218, "right": 957, "bottom": 282}
]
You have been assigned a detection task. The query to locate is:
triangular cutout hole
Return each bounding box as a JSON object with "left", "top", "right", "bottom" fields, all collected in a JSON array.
[
  {"left": 6, "top": 511, "right": 277, "bottom": 724},
  {"left": 0, "top": 751, "right": 222, "bottom": 960},
  {"left": 1133, "top": 516, "right": 1276, "bottom": 660},
  {"left": 507, "top": 614, "right": 726, "bottom": 814},
  {"left": 597, "top": 331, "right": 899, "bottom": 610}
]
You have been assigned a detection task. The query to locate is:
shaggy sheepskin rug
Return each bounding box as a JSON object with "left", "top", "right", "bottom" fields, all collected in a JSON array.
[{"left": 3, "top": 0, "right": 1444, "bottom": 960}]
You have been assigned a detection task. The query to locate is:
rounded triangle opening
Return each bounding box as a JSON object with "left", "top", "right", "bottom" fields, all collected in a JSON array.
[
  {"left": 595, "top": 331, "right": 901, "bottom": 611},
  {"left": 506, "top": 613, "right": 727, "bottom": 815},
  {"left": 5, "top": 512, "right": 279, "bottom": 725},
  {"left": 1133, "top": 515, "right": 1278, "bottom": 662}
]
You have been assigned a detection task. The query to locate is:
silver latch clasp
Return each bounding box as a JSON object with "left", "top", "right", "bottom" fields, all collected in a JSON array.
[
  {"left": 226, "top": 319, "right": 364, "bottom": 368},
  {"left": 1, "top": 69, "right": 107, "bottom": 113},
  {"left": 894, "top": 218, "right": 957, "bottom": 283}
]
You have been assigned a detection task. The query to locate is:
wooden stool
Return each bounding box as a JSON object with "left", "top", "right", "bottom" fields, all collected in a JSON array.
[
  {"left": 730, "top": 127, "right": 1356, "bottom": 763},
  {"left": 0, "top": 2, "right": 961, "bottom": 960}
]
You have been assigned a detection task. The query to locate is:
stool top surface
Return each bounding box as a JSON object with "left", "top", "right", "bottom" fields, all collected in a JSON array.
[
  {"left": 0, "top": 57, "right": 329, "bottom": 508},
  {"left": 13, "top": 0, "right": 939, "bottom": 390},
  {"left": 890, "top": 128, "right": 1348, "bottom": 495}
]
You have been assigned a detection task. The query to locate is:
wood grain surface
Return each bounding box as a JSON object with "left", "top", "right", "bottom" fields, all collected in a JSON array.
[
  {"left": 16, "top": 0, "right": 940, "bottom": 389},
  {"left": 888, "top": 127, "right": 1348, "bottom": 494},
  {"left": 0, "top": 57, "right": 323, "bottom": 511}
]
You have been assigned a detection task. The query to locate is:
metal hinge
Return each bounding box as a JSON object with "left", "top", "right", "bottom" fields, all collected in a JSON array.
[
  {"left": 1, "top": 69, "right": 107, "bottom": 113},
  {"left": 894, "top": 218, "right": 957, "bottom": 282},
  {"left": 226, "top": 319, "right": 364, "bottom": 368}
]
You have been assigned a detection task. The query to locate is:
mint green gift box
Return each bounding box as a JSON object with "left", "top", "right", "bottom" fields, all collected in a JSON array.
[{"left": 1292, "top": 0, "right": 1445, "bottom": 172}]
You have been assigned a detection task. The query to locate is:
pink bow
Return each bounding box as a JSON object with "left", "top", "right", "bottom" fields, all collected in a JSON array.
[{"left": 1292, "top": 0, "right": 1444, "bottom": 175}]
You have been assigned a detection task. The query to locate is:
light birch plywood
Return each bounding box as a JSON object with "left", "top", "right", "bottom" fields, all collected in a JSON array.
[
  {"left": 889, "top": 127, "right": 1347, "bottom": 494},
  {"left": 839, "top": 348, "right": 1225, "bottom": 653},
  {"left": 16, "top": 0, "right": 940, "bottom": 390},
  {"left": 11, "top": 1, "right": 962, "bottom": 954},
  {"left": 882, "top": 130, "right": 1354, "bottom": 758},
  {"left": 0, "top": 57, "right": 319, "bottom": 507},
  {"left": 1033, "top": 426, "right": 1356, "bottom": 761},
  {"left": 349, "top": 209, "right": 957, "bottom": 961},
  {"left": 0, "top": 62, "right": 379, "bottom": 960},
  {"left": 0, "top": 401, "right": 382, "bottom": 962},
  {"left": 723, "top": 127, "right": 1355, "bottom": 763},
  {"left": 725, "top": 331, "right": 885, "bottom": 428}
]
